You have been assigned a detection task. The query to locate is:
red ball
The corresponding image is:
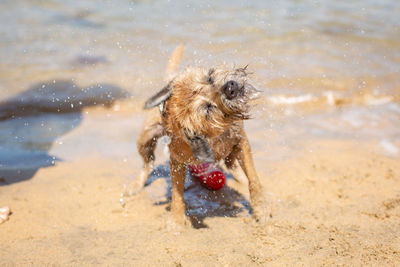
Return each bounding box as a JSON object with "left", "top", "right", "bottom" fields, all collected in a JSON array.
[{"left": 188, "top": 163, "right": 226, "bottom": 190}]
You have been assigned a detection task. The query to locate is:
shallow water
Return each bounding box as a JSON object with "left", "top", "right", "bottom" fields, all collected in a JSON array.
[{"left": 0, "top": 0, "right": 399, "bottom": 179}]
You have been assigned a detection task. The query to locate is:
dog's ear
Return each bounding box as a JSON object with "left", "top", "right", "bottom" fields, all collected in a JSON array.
[{"left": 144, "top": 83, "right": 172, "bottom": 109}]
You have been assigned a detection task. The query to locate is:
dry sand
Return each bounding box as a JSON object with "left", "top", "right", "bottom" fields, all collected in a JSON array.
[{"left": 1, "top": 105, "right": 399, "bottom": 266}]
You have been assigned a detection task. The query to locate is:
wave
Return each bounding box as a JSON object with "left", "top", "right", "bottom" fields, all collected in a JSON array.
[{"left": 264, "top": 90, "right": 397, "bottom": 108}]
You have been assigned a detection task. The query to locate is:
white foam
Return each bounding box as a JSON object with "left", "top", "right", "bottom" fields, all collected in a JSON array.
[
  {"left": 379, "top": 140, "right": 399, "bottom": 155},
  {"left": 324, "top": 91, "right": 336, "bottom": 106},
  {"left": 364, "top": 95, "right": 393, "bottom": 106},
  {"left": 267, "top": 94, "right": 315, "bottom": 105},
  {"left": 266, "top": 91, "right": 395, "bottom": 108}
]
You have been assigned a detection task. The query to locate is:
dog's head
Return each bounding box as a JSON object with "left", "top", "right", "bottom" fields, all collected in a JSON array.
[{"left": 145, "top": 66, "right": 259, "bottom": 137}]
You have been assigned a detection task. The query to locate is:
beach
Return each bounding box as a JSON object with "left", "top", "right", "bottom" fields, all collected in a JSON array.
[
  {"left": 1, "top": 104, "right": 399, "bottom": 265},
  {"left": 1, "top": 0, "right": 400, "bottom": 265}
]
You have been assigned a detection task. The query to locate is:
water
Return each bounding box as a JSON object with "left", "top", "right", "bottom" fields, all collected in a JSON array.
[
  {"left": 1, "top": 0, "right": 400, "bottom": 92},
  {"left": 0, "top": 0, "right": 399, "bottom": 183}
]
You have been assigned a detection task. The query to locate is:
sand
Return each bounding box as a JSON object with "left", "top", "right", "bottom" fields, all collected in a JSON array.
[{"left": 0, "top": 105, "right": 399, "bottom": 266}]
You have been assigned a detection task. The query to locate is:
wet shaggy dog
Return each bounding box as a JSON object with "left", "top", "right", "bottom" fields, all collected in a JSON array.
[{"left": 134, "top": 50, "right": 267, "bottom": 228}]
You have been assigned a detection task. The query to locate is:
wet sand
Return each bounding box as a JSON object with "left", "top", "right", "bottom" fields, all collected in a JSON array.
[{"left": 1, "top": 104, "right": 399, "bottom": 266}]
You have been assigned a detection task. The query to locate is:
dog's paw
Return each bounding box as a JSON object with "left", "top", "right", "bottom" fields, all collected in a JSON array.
[
  {"left": 252, "top": 200, "right": 272, "bottom": 226},
  {"left": 124, "top": 169, "right": 150, "bottom": 196},
  {"left": 166, "top": 214, "right": 190, "bottom": 234},
  {"left": 124, "top": 180, "right": 144, "bottom": 196}
]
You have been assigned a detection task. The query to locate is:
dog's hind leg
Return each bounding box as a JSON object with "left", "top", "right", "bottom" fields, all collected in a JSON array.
[
  {"left": 224, "top": 151, "right": 248, "bottom": 184},
  {"left": 128, "top": 109, "right": 164, "bottom": 195}
]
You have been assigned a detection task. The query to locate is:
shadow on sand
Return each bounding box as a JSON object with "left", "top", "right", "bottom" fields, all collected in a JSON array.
[
  {"left": 0, "top": 80, "right": 129, "bottom": 185},
  {"left": 144, "top": 163, "right": 251, "bottom": 229}
]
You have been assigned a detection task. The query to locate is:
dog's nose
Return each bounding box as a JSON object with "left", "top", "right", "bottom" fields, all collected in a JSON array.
[{"left": 223, "top": 80, "right": 240, "bottom": 100}]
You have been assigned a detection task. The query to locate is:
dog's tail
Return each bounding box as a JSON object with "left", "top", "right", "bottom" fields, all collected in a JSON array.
[
  {"left": 165, "top": 45, "right": 184, "bottom": 81},
  {"left": 144, "top": 45, "right": 184, "bottom": 109}
]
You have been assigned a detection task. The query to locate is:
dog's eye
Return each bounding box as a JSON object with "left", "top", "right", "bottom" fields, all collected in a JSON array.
[
  {"left": 205, "top": 103, "right": 214, "bottom": 111},
  {"left": 223, "top": 80, "right": 239, "bottom": 100},
  {"left": 204, "top": 103, "right": 215, "bottom": 119}
]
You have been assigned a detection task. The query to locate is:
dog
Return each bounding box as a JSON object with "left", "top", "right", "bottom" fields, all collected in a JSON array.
[{"left": 133, "top": 46, "right": 267, "bottom": 228}]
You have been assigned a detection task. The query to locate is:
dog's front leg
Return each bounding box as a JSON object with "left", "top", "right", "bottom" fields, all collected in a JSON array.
[
  {"left": 169, "top": 157, "right": 187, "bottom": 228},
  {"left": 236, "top": 130, "right": 269, "bottom": 223}
]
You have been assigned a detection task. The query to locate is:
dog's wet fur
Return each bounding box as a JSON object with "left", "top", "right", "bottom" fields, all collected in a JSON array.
[{"left": 134, "top": 49, "right": 268, "bottom": 229}]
